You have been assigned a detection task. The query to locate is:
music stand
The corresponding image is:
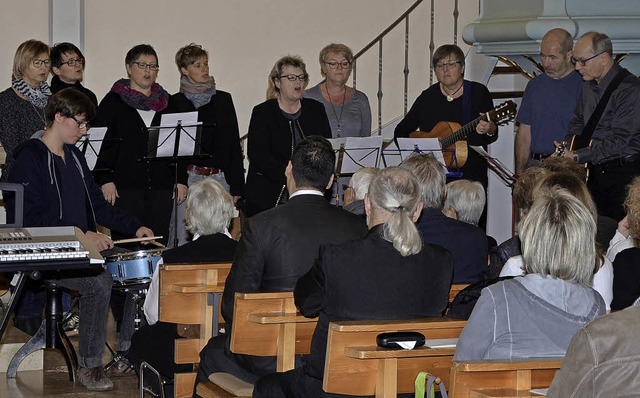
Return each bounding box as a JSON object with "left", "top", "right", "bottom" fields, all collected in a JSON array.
[
  {"left": 329, "top": 137, "right": 383, "bottom": 206},
  {"left": 470, "top": 145, "right": 516, "bottom": 187},
  {"left": 143, "top": 112, "right": 210, "bottom": 248},
  {"left": 388, "top": 137, "right": 463, "bottom": 179},
  {"left": 75, "top": 127, "right": 119, "bottom": 176}
]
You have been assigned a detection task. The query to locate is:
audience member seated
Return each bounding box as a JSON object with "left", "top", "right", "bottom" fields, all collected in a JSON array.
[
  {"left": 547, "top": 302, "right": 640, "bottom": 397},
  {"left": 443, "top": 179, "right": 497, "bottom": 249},
  {"left": 342, "top": 167, "right": 378, "bottom": 218},
  {"left": 487, "top": 167, "right": 550, "bottom": 279},
  {"left": 455, "top": 188, "right": 606, "bottom": 361},
  {"left": 125, "top": 178, "right": 238, "bottom": 382},
  {"left": 194, "top": 136, "right": 367, "bottom": 389},
  {"left": 500, "top": 172, "right": 614, "bottom": 311},
  {"left": 253, "top": 166, "right": 453, "bottom": 398},
  {"left": 611, "top": 177, "right": 640, "bottom": 310},
  {"left": 400, "top": 152, "right": 488, "bottom": 283}
]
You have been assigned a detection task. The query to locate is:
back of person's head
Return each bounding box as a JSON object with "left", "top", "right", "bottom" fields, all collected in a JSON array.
[
  {"left": 535, "top": 172, "right": 597, "bottom": 219},
  {"left": 13, "top": 39, "right": 49, "bottom": 80},
  {"left": 291, "top": 136, "right": 335, "bottom": 191},
  {"left": 540, "top": 156, "right": 587, "bottom": 182},
  {"left": 624, "top": 176, "right": 640, "bottom": 246},
  {"left": 44, "top": 88, "right": 96, "bottom": 128},
  {"left": 185, "top": 178, "right": 234, "bottom": 236},
  {"left": 267, "top": 55, "right": 308, "bottom": 100},
  {"left": 368, "top": 167, "right": 423, "bottom": 256},
  {"left": 349, "top": 167, "right": 379, "bottom": 200},
  {"left": 444, "top": 180, "right": 486, "bottom": 225},
  {"left": 521, "top": 187, "right": 596, "bottom": 286},
  {"left": 399, "top": 152, "right": 446, "bottom": 209},
  {"left": 513, "top": 166, "right": 550, "bottom": 215},
  {"left": 50, "top": 42, "right": 84, "bottom": 69}
]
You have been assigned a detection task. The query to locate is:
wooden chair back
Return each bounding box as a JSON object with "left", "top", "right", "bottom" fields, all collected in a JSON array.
[
  {"left": 449, "top": 357, "right": 562, "bottom": 397},
  {"left": 323, "top": 317, "right": 466, "bottom": 397}
]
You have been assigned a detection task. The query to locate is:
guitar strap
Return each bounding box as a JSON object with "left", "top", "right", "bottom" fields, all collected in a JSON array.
[
  {"left": 461, "top": 80, "right": 472, "bottom": 126},
  {"left": 571, "top": 68, "right": 631, "bottom": 150}
]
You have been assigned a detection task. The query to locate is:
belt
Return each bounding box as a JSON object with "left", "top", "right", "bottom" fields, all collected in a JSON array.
[
  {"left": 531, "top": 152, "right": 552, "bottom": 161},
  {"left": 187, "top": 164, "right": 221, "bottom": 176},
  {"left": 596, "top": 155, "right": 640, "bottom": 171}
]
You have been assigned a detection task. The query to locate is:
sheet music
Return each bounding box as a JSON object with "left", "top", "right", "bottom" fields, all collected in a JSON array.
[
  {"left": 76, "top": 127, "right": 107, "bottom": 170},
  {"left": 335, "top": 136, "right": 384, "bottom": 174},
  {"left": 394, "top": 137, "right": 446, "bottom": 166},
  {"left": 158, "top": 112, "right": 200, "bottom": 157}
]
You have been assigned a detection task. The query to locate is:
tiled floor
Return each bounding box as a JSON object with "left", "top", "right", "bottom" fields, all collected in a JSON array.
[{"left": 0, "top": 312, "right": 143, "bottom": 397}]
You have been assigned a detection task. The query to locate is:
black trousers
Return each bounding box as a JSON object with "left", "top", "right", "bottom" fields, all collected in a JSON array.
[{"left": 589, "top": 158, "right": 640, "bottom": 221}]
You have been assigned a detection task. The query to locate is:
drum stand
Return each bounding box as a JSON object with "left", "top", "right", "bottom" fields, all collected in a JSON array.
[{"left": 104, "top": 284, "right": 148, "bottom": 372}]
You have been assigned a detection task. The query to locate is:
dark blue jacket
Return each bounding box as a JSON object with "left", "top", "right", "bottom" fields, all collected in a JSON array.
[{"left": 7, "top": 134, "right": 141, "bottom": 235}]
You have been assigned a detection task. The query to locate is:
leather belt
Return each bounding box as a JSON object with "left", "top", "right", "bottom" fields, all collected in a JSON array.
[
  {"left": 530, "top": 152, "right": 551, "bottom": 161},
  {"left": 187, "top": 164, "right": 221, "bottom": 176},
  {"left": 597, "top": 155, "right": 640, "bottom": 170}
]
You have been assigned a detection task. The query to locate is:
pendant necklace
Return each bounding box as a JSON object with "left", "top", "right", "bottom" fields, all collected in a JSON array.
[
  {"left": 325, "top": 83, "right": 346, "bottom": 137},
  {"left": 441, "top": 83, "right": 463, "bottom": 102}
]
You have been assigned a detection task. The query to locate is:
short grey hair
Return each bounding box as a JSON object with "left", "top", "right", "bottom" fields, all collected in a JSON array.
[
  {"left": 521, "top": 188, "right": 596, "bottom": 286},
  {"left": 349, "top": 167, "right": 379, "bottom": 200},
  {"left": 185, "top": 178, "right": 235, "bottom": 236},
  {"left": 399, "top": 153, "right": 446, "bottom": 210},
  {"left": 444, "top": 180, "right": 485, "bottom": 226},
  {"left": 368, "top": 167, "right": 423, "bottom": 256}
]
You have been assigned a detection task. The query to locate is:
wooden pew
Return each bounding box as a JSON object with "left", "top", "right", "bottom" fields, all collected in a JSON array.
[
  {"left": 449, "top": 283, "right": 470, "bottom": 303},
  {"left": 323, "top": 317, "right": 466, "bottom": 398},
  {"left": 196, "top": 292, "right": 318, "bottom": 398},
  {"left": 449, "top": 357, "right": 562, "bottom": 397},
  {"left": 158, "top": 262, "right": 232, "bottom": 398}
]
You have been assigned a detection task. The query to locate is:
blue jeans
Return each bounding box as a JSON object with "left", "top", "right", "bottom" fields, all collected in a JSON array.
[
  {"left": 167, "top": 171, "right": 230, "bottom": 248},
  {"left": 52, "top": 269, "right": 112, "bottom": 368}
]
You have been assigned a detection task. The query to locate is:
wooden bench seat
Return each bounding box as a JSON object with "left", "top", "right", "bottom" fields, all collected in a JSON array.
[{"left": 323, "top": 317, "right": 466, "bottom": 398}]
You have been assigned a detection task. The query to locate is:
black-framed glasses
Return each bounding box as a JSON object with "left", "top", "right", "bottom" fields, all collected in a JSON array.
[
  {"left": 32, "top": 59, "right": 51, "bottom": 68},
  {"left": 70, "top": 116, "right": 90, "bottom": 130},
  {"left": 435, "top": 61, "right": 462, "bottom": 71},
  {"left": 325, "top": 60, "right": 351, "bottom": 69},
  {"left": 61, "top": 57, "right": 85, "bottom": 67},
  {"left": 131, "top": 61, "right": 160, "bottom": 71},
  {"left": 279, "top": 74, "right": 308, "bottom": 82},
  {"left": 571, "top": 52, "right": 603, "bottom": 66}
]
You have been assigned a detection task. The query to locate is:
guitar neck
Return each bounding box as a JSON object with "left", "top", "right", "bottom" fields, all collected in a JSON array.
[{"left": 441, "top": 115, "right": 484, "bottom": 148}]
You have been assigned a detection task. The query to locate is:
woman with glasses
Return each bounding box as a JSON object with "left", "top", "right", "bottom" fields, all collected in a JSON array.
[
  {"left": 0, "top": 39, "right": 51, "bottom": 183},
  {"left": 93, "top": 44, "right": 174, "bottom": 244},
  {"left": 394, "top": 44, "right": 497, "bottom": 201},
  {"left": 50, "top": 42, "right": 98, "bottom": 109},
  {"left": 244, "top": 55, "right": 331, "bottom": 217},
  {"left": 305, "top": 43, "right": 371, "bottom": 138},
  {"left": 163, "top": 43, "right": 244, "bottom": 246}
]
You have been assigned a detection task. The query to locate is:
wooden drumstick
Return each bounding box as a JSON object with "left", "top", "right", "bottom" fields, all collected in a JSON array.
[{"left": 112, "top": 236, "right": 164, "bottom": 245}]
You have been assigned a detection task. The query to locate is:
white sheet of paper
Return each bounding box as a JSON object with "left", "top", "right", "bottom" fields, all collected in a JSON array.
[
  {"left": 337, "top": 136, "right": 384, "bottom": 174},
  {"left": 424, "top": 338, "right": 458, "bottom": 348},
  {"left": 157, "top": 112, "right": 200, "bottom": 157},
  {"left": 76, "top": 127, "right": 107, "bottom": 170},
  {"left": 396, "top": 341, "right": 417, "bottom": 350},
  {"left": 395, "top": 137, "right": 446, "bottom": 166}
]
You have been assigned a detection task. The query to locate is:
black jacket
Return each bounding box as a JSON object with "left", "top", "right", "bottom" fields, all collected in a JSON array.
[
  {"left": 163, "top": 233, "right": 237, "bottom": 264},
  {"left": 50, "top": 76, "right": 98, "bottom": 109},
  {"left": 244, "top": 98, "right": 331, "bottom": 216},
  {"left": 165, "top": 91, "right": 245, "bottom": 196}
]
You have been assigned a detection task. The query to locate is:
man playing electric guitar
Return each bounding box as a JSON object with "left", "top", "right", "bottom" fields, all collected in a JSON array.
[{"left": 557, "top": 32, "right": 640, "bottom": 221}]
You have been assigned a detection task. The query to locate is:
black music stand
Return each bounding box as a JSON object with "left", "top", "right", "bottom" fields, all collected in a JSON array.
[
  {"left": 76, "top": 127, "right": 120, "bottom": 176},
  {"left": 330, "top": 137, "right": 383, "bottom": 206},
  {"left": 388, "top": 137, "right": 463, "bottom": 179},
  {"left": 143, "top": 118, "right": 210, "bottom": 248}
]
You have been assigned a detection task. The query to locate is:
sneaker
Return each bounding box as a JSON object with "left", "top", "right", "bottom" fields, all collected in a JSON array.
[
  {"left": 63, "top": 314, "right": 80, "bottom": 336},
  {"left": 77, "top": 366, "right": 114, "bottom": 391},
  {"left": 108, "top": 357, "right": 136, "bottom": 377}
]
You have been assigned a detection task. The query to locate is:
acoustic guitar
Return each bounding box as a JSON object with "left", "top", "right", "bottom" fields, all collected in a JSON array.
[{"left": 408, "top": 100, "right": 517, "bottom": 168}]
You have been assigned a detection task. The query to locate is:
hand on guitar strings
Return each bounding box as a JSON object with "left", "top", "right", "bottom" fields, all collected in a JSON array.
[
  {"left": 475, "top": 114, "right": 496, "bottom": 135},
  {"left": 553, "top": 140, "right": 575, "bottom": 160}
]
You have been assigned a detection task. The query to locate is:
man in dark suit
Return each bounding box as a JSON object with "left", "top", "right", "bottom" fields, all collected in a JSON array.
[
  {"left": 400, "top": 153, "right": 488, "bottom": 283},
  {"left": 194, "top": 136, "right": 368, "bottom": 390}
]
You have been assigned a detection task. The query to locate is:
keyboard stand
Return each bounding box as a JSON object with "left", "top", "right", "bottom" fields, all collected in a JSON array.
[{"left": 7, "top": 281, "right": 78, "bottom": 381}]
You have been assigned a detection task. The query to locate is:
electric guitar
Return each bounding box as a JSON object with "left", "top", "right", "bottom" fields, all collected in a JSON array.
[{"left": 409, "top": 100, "right": 517, "bottom": 168}]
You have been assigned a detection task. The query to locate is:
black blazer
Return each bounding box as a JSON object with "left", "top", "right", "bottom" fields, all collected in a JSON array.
[
  {"left": 165, "top": 91, "right": 245, "bottom": 196},
  {"left": 295, "top": 225, "right": 453, "bottom": 381},
  {"left": 162, "top": 233, "right": 237, "bottom": 264},
  {"left": 418, "top": 207, "right": 488, "bottom": 283},
  {"left": 221, "top": 194, "right": 367, "bottom": 324},
  {"left": 244, "top": 98, "right": 331, "bottom": 216}
]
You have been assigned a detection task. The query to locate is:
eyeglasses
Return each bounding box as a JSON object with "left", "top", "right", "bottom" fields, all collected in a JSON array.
[
  {"left": 70, "top": 116, "right": 90, "bottom": 130},
  {"left": 61, "top": 57, "right": 85, "bottom": 67},
  {"left": 435, "top": 61, "right": 462, "bottom": 71},
  {"left": 131, "top": 61, "right": 160, "bottom": 71},
  {"left": 279, "top": 74, "right": 308, "bottom": 82},
  {"left": 32, "top": 59, "right": 51, "bottom": 68},
  {"left": 325, "top": 60, "right": 351, "bottom": 69},
  {"left": 571, "top": 52, "right": 603, "bottom": 66}
]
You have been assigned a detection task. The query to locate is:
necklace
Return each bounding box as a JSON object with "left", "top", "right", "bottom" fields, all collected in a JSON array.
[
  {"left": 441, "top": 82, "right": 463, "bottom": 102},
  {"left": 325, "top": 83, "right": 346, "bottom": 137}
]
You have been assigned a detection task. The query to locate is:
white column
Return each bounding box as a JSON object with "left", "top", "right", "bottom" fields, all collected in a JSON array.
[{"left": 49, "top": 0, "right": 84, "bottom": 49}]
